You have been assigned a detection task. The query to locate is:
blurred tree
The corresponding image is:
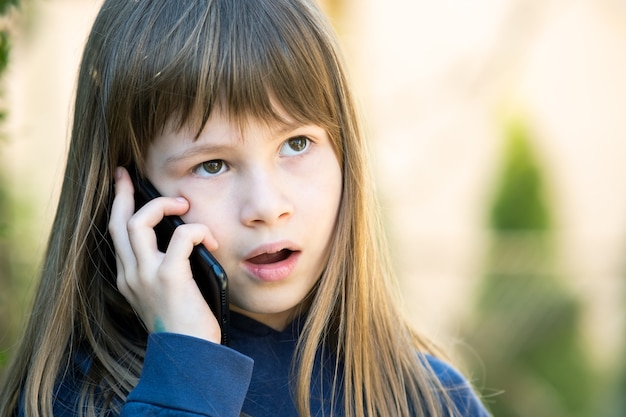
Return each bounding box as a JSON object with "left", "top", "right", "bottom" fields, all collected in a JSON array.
[
  {"left": 0, "top": 181, "right": 10, "bottom": 369},
  {"left": 464, "top": 121, "right": 596, "bottom": 417},
  {"left": 0, "top": 0, "right": 18, "bottom": 14},
  {"left": 0, "top": 0, "right": 21, "bottom": 371},
  {"left": 606, "top": 262, "right": 626, "bottom": 417}
]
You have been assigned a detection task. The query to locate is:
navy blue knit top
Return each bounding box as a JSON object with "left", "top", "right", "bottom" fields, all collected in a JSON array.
[{"left": 41, "top": 312, "right": 489, "bottom": 416}]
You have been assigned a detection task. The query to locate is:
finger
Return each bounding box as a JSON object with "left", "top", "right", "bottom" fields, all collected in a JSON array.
[
  {"left": 160, "top": 223, "right": 218, "bottom": 274},
  {"left": 114, "top": 251, "right": 133, "bottom": 299},
  {"left": 108, "top": 167, "right": 138, "bottom": 272},
  {"left": 170, "top": 222, "right": 219, "bottom": 255},
  {"left": 126, "top": 196, "right": 190, "bottom": 269}
]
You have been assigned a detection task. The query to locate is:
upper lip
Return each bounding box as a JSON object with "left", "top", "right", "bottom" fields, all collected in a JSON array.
[{"left": 243, "top": 241, "right": 300, "bottom": 262}]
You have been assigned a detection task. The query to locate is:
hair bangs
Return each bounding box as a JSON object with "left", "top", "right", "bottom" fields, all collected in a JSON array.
[
  {"left": 102, "top": 0, "right": 342, "bottom": 172},
  {"left": 214, "top": 0, "right": 341, "bottom": 135}
]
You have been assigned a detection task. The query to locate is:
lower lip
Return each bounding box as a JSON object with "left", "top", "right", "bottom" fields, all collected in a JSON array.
[{"left": 243, "top": 251, "right": 301, "bottom": 282}]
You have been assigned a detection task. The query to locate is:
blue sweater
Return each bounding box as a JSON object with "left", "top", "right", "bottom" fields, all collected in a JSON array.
[{"left": 46, "top": 312, "right": 489, "bottom": 416}]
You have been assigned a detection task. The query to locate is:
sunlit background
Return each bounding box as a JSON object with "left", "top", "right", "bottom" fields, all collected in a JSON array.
[{"left": 1, "top": 0, "right": 625, "bottom": 416}]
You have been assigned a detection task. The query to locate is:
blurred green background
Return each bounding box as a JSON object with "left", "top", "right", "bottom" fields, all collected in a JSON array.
[{"left": 1, "top": 1, "right": 625, "bottom": 416}]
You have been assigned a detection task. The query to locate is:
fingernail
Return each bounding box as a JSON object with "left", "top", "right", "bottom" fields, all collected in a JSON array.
[
  {"left": 175, "top": 197, "right": 188, "bottom": 204},
  {"left": 114, "top": 167, "right": 123, "bottom": 180}
]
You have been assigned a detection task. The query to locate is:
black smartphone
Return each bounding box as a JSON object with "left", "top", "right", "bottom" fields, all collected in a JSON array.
[{"left": 129, "top": 166, "right": 230, "bottom": 345}]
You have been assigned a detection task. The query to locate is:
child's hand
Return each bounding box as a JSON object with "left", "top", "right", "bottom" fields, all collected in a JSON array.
[{"left": 108, "top": 166, "right": 222, "bottom": 344}]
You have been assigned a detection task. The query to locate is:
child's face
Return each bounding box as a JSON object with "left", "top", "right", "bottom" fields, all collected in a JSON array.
[{"left": 144, "top": 108, "right": 343, "bottom": 330}]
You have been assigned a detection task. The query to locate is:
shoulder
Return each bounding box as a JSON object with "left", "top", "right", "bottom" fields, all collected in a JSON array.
[
  {"left": 423, "top": 354, "right": 470, "bottom": 388},
  {"left": 422, "top": 354, "right": 491, "bottom": 417},
  {"left": 48, "top": 333, "right": 254, "bottom": 416},
  {"left": 125, "top": 333, "right": 254, "bottom": 415}
]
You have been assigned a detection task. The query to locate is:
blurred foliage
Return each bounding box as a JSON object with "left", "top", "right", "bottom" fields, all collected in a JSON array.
[
  {"left": 606, "top": 260, "right": 626, "bottom": 417},
  {"left": 0, "top": 0, "right": 18, "bottom": 69},
  {"left": 0, "top": 0, "right": 18, "bottom": 15},
  {"left": 0, "top": 177, "right": 13, "bottom": 369},
  {"left": 0, "top": 180, "right": 36, "bottom": 371},
  {"left": 488, "top": 122, "right": 551, "bottom": 231},
  {"left": 0, "top": 31, "right": 9, "bottom": 75},
  {"left": 464, "top": 121, "right": 597, "bottom": 417},
  {"left": 0, "top": 0, "right": 18, "bottom": 122},
  {"left": 0, "top": 0, "right": 21, "bottom": 372}
]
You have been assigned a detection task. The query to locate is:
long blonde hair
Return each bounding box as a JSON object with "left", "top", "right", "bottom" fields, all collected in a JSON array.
[{"left": 0, "top": 1, "right": 459, "bottom": 416}]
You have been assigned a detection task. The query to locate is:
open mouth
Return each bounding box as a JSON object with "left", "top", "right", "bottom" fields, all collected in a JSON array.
[{"left": 246, "top": 249, "right": 294, "bottom": 265}]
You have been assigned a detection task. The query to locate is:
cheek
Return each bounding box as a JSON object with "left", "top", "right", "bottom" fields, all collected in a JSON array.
[
  {"left": 301, "top": 169, "right": 343, "bottom": 244},
  {"left": 181, "top": 201, "right": 239, "bottom": 272},
  {"left": 314, "top": 163, "right": 343, "bottom": 214},
  {"left": 180, "top": 194, "right": 232, "bottom": 240}
]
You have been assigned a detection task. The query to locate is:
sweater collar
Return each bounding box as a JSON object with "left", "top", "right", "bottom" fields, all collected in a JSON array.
[{"left": 229, "top": 310, "right": 307, "bottom": 340}]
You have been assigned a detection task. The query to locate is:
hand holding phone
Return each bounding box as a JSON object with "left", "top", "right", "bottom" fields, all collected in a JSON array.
[{"left": 130, "top": 166, "right": 230, "bottom": 345}]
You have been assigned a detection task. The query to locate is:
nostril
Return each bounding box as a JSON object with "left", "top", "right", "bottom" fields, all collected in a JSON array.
[{"left": 240, "top": 195, "right": 294, "bottom": 226}]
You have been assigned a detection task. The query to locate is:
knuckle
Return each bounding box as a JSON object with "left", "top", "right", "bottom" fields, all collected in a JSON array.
[
  {"left": 157, "top": 259, "right": 191, "bottom": 286},
  {"left": 108, "top": 219, "right": 121, "bottom": 237},
  {"left": 174, "top": 224, "right": 193, "bottom": 239},
  {"left": 156, "top": 262, "right": 177, "bottom": 280},
  {"left": 125, "top": 215, "right": 143, "bottom": 234},
  {"left": 174, "top": 223, "right": 208, "bottom": 242},
  {"left": 116, "top": 275, "right": 131, "bottom": 296}
]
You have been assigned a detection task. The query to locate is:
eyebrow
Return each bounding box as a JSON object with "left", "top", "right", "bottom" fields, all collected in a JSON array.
[
  {"left": 164, "top": 123, "right": 318, "bottom": 164},
  {"left": 274, "top": 122, "right": 301, "bottom": 136},
  {"left": 165, "top": 144, "right": 232, "bottom": 164}
]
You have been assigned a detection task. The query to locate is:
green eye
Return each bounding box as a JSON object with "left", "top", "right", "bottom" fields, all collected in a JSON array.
[
  {"left": 192, "top": 159, "right": 227, "bottom": 177},
  {"left": 201, "top": 160, "right": 223, "bottom": 174},
  {"left": 281, "top": 136, "right": 310, "bottom": 156},
  {"left": 288, "top": 137, "right": 308, "bottom": 152}
]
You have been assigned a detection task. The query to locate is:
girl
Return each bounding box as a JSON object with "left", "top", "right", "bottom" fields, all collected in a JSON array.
[{"left": 0, "top": 0, "right": 490, "bottom": 416}]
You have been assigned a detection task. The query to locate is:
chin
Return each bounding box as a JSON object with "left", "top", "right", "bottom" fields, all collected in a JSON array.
[{"left": 231, "top": 297, "right": 305, "bottom": 325}]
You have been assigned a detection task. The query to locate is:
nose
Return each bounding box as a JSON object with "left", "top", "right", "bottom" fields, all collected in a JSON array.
[{"left": 239, "top": 169, "right": 294, "bottom": 227}]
